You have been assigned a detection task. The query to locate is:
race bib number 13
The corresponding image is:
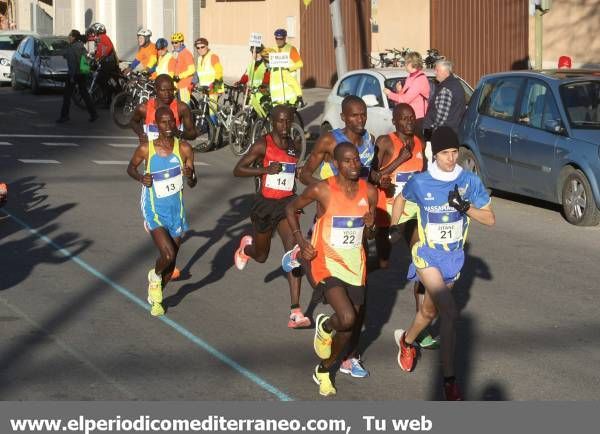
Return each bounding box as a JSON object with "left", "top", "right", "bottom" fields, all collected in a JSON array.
[{"left": 152, "top": 166, "right": 183, "bottom": 198}]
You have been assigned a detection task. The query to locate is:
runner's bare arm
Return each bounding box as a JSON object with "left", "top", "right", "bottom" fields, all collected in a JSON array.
[
  {"left": 130, "top": 103, "right": 147, "bottom": 141},
  {"left": 285, "top": 183, "right": 325, "bottom": 260},
  {"left": 465, "top": 203, "right": 495, "bottom": 226},
  {"left": 178, "top": 102, "right": 198, "bottom": 140},
  {"left": 179, "top": 141, "right": 197, "bottom": 188},
  {"left": 298, "top": 133, "right": 334, "bottom": 186},
  {"left": 364, "top": 183, "right": 378, "bottom": 230},
  {"left": 232, "top": 138, "right": 280, "bottom": 177},
  {"left": 390, "top": 192, "right": 407, "bottom": 226},
  {"left": 127, "top": 143, "right": 152, "bottom": 187}
]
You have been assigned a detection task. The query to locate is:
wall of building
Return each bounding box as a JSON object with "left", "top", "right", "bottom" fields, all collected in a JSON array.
[
  {"left": 370, "top": 0, "right": 430, "bottom": 58},
  {"left": 199, "top": 0, "right": 299, "bottom": 80},
  {"left": 528, "top": 0, "right": 600, "bottom": 69}
]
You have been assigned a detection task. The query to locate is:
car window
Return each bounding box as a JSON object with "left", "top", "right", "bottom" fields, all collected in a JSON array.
[
  {"left": 560, "top": 81, "right": 600, "bottom": 129},
  {"left": 0, "top": 35, "right": 26, "bottom": 50},
  {"left": 22, "top": 38, "right": 34, "bottom": 56},
  {"left": 518, "top": 80, "right": 563, "bottom": 132},
  {"left": 457, "top": 78, "right": 473, "bottom": 104},
  {"left": 357, "top": 75, "right": 383, "bottom": 107},
  {"left": 478, "top": 78, "right": 522, "bottom": 121},
  {"left": 39, "top": 38, "right": 69, "bottom": 55},
  {"left": 337, "top": 74, "right": 363, "bottom": 98}
]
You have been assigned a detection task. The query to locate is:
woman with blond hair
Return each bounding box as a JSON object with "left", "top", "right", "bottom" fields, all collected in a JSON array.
[{"left": 384, "top": 52, "right": 430, "bottom": 140}]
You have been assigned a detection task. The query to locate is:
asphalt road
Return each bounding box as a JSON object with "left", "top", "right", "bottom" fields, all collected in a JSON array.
[{"left": 0, "top": 85, "right": 599, "bottom": 401}]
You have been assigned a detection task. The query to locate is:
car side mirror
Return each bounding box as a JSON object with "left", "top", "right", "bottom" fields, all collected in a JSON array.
[
  {"left": 544, "top": 119, "right": 566, "bottom": 135},
  {"left": 22, "top": 52, "right": 30, "bottom": 59},
  {"left": 362, "top": 94, "right": 379, "bottom": 107}
]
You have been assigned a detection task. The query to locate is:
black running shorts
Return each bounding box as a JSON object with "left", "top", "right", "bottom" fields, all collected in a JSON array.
[{"left": 250, "top": 194, "right": 296, "bottom": 233}]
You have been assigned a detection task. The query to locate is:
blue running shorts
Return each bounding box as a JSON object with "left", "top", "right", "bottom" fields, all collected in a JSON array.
[{"left": 407, "top": 244, "right": 465, "bottom": 284}]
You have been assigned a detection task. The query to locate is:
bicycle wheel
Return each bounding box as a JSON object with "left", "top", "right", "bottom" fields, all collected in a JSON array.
[
  {"left": 250, "top": 117, "right": 269, "bottom": 147},
  {"left": 190, "top": 109, "right": 215, "bottom": 153},
  {"left": 110, "top": 91, "right": 135, "bottom": 128},
  {"left": 228, "top": 111, "right": 255, "bottom": 156}
]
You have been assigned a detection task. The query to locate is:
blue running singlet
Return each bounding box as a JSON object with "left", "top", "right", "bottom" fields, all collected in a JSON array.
[{"left": 317, "top": 128, "right": 374, "bottom": 180}]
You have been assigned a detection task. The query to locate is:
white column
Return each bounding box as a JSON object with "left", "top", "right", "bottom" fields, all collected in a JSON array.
[
  {"left": 72, "top": 0, "right": 84, "bottom": 31},
  {"left": 146, "top": 0, "right": 164, "bottom": 36}
]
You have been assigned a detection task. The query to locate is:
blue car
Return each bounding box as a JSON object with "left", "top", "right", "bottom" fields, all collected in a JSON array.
[{"left": 458, "top": 70, "right": 600, "bottom": 226}]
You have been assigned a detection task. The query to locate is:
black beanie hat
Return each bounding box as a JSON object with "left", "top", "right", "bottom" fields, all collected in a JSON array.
[{"left": 431, "top": 126, "right": 459, "bottom": 156}]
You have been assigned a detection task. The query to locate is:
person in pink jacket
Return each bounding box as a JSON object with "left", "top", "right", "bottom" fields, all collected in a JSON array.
[{"left": 384, "top": 52, "right": 430, "bottom": 140}]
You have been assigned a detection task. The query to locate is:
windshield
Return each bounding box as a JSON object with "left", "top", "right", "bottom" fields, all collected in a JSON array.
[
  {"left": 39, "top": 38, "right": 69, "bottom": 55},
  {"left": 560, "top": 81, "right": 600, "bottom": 129},
  {"left": 0, "top": 35, "right": 26, "bottom": 51}
]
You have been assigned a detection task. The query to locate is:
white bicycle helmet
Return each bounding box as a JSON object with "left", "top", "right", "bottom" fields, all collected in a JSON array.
[{"left": 137, "top": 29, "right": 152, "bottom": 37}]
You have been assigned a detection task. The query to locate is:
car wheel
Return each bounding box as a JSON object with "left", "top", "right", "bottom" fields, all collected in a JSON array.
[
  {"left": 458, "top": 147, "right": 481, "bottom": 175},
  {"left": 561, "top": 168, "right": 600, "bottom": 226},
  {"left": 30, "top": 71, "right": 40, "bottom": 94},
  {"left": 11, "top": 70, "right": 22, "bottom": 90}
]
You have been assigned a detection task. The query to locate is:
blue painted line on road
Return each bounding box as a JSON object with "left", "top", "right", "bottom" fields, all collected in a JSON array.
[{"left": 1, "top": 209, "right": 293, "bottom": 402}]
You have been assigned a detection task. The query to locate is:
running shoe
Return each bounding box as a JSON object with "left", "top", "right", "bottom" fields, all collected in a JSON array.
[
  {"left": 234, "top": 235, "right": 253, "bottom": 270},
  {"left": 444, "top": 381, "right": 463, "bottom": 401},
  {"left": 281, "top": 244, "right": 301, "bottom": 272},
  {"left": 312, "top": 365, "right": 336, "bottom": 396},
  {"left": 288, "top": 308, "right": 311, "bottom": 328},
  {"left": 339, "top": 357, "right": 369, "bottom": 378},
  {"left": 171, "top": 267, "right": 181, "bottom": 280},
  {"left": 394, "top": 329, "right": 416, "bottom": 372},
  {"left": 147, "top": 269, "right": 164, "bottom": 317},
  {"left": 416, "top": 332, "right": 440, "bottom": 350},
  {"left": 314, "top": 314, "right": 333, "bottom": 359}
]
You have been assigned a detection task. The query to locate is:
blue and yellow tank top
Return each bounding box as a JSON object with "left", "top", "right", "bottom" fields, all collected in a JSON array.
[
  {"left": 318, "top": 128, "right": 374, "bottom": 180},
  {"left": 140, "top": 139, "right": 185, "bottom": 222}
]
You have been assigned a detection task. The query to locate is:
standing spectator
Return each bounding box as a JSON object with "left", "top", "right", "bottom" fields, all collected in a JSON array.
[
  {"left": 56, "top": 30, "right": 98, "bottom": 124},
  {"left": 384, "top": 52, "right": 430, "bottom": 141},
  {"left": 171, "top": 32, "right": 195, "bottom": 104},
  {"left": 195, "top": 37, "right": 223, "bottom": 120},
  {"left": 423, "top": 59, "right": 465, "bottom": 140},
  {"left": 270, "top": 28, "right": 303, "bottom": 106}
]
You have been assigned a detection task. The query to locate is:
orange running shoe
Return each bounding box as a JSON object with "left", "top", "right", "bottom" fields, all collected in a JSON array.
[
  {"left": 171, "top": 267, "right": 181, "bottom": 280},
  {"left": 394, "top": 329, "right": 417, "bottom": 372}
]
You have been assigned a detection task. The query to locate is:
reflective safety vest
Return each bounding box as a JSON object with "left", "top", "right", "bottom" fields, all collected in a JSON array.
[
  {"left": 246, "top": 61, "right": 267, "bottom": 88},
  {"left": 155, "top": 52, "right": 176, "bottom": 77},
  {"left": 197, "top": 50, "right": 224, "bottom": 94},
  {"left": 269, "top": 43, "right": 303, "bottom": 104}
]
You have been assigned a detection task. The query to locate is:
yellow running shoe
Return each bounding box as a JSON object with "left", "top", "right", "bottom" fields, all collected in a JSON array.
[
  {"left": 313, "top": 314, "right": 333, "bottom": 359},
  {"left": 312, "top": 365, "right": 336, "bottom": 396},
  {"left": 147, "top": 269, "right": 164, "bottom": 317}
]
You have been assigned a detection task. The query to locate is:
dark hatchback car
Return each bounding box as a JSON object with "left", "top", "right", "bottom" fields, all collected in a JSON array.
[
  {"left": 11, "top": 35, "right": 69, "bottom": 93},
  {"left": 458, "top": 70, "right": 600, "bottom": 226}
]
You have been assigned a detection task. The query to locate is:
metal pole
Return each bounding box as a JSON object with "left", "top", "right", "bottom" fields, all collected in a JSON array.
[
  {"left": 329, "top": 0, "right": 348, "bottom": 76},
  {"left": 32, "top": 0, "right": 37, "bottom": 33},
  {"left": 535, "top": 8, "right": 543, "bottom": 69}
]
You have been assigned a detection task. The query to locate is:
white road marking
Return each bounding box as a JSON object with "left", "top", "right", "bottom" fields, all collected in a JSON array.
[
  {"left": 194, "top": 161, "right": 209, "bottom": 166},
  {"left": 92, "top": 160, "right": 129, "bottom": 165},
  {"left": 33, "top": 123, "right": 57, "bottom": 128},
  {"left": 0, "top": 134, "right": 136, "bottom": 139},
  {"left": 42, "top": 142, "right": 79, "bottom": 147},
  {"left": 108, "top": 143, "right": 138, "bottom": 148},
  {"left": 15, "top": 107, "right": 37, "bottom": 114},
  {"left": 18, "top": 159, "right": 61, "bottom": 164},
  {"left": 0, "top": 142, "right": 12, "bottom": 146}
]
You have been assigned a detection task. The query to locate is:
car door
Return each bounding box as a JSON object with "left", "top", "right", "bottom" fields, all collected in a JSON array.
[
  {"left": 473, "top": 77, "right": 524, "bottom": 190},
  {"left": 510, "top": 79, "right": 562, "bottom": 200},
  {"left": 12, "top": 37, "right": 29, "bottom": 82},
  {"left": 356, "top": 73, "right": 393, "bottom": 137},
  {"left": 20, "top": 37, "right": 34, "bottom": 84}
]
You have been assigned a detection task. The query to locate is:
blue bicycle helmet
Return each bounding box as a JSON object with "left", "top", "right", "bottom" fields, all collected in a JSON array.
[
  {"left": 274, "top": 28, "right": 287, "bottom": 38},
  {"left": 156, "top": 38, "right": 168, "bottom": 50}
]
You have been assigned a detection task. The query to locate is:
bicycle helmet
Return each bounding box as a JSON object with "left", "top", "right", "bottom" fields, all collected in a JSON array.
[
  {"left": 171, "top": 32, "right": 184, "bottom": 43},
  {"left": 90, "top": 22, "right": 106, "bottom": 34},
  {"left": 137, "top": 28, "right": 152, "bottom": 37},
  {"left": 558, "top": 55, "right": 572, "bottom": 69},
  {"left": 156, "top": 38, "right": 168, "bottom": 50},
  {"left": 274, "top": 28, "right": 287, "bottom": 38}
]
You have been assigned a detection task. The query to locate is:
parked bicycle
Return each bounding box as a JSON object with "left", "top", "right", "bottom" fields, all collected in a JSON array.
[
  {"left": 110, "top": 71, "right": 155, "bottom": 128},
  {"left": 189, "top": 83, "right": 245, "bottom": 152},
  {"left": 424, "top": 48, "right": 444, "bottom": 68}
]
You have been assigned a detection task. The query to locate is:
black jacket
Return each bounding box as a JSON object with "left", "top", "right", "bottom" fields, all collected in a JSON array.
[{"left": 62, "top": 40, "right": 87, "bottom": 79}]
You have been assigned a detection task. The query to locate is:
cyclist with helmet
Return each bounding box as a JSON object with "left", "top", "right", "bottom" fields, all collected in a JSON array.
[
  {"left": 151, "top": 38, "right": 176, "bottom": 79},
  {"left": 124, "top": 29, "right": 157, "bottom": 75},
  {"left": 236, "top": 45, "right": 270, "bottom": 118},
  {"left": 171, "top": 32, "right": 195, "bottom": 104},
  {"left": 194, "top": 37, "right": 224, "bottom": 121},
  {"left": 86, "top": 22, "right": 119, "bottom": 102},
  {"left": 270, "top": 28, "right": 303, "bottom": 106}
]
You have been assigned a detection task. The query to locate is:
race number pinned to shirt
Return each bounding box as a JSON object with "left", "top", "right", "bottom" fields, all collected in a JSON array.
[
  {"left": 144, "top": 124, "right": 183, "bottom": 141},
  {"left": 249, "top": 33, "right": 263, "bottom": 48},
  {"left": 330, "top": 216, "right": 364, "bottom": 249},
  {"left": 151, "top": 165, "right": 183, "bottom": 198},
  {"left": 265, "top": 161, "right": 296, "bottom": 191},
  {"left": 394, "top": 171, "right": 415, "bottom": 197},
  {"left": 426, "top": 211, "right": 463, "bottom": 244},
  {"left": 269, "top": 52, "right": 291, "bottom": 68}
]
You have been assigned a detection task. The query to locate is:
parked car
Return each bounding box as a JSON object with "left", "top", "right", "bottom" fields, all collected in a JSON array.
[
  {"left": 458, "top": 69, "right": 600, "bottom": 226},
  {"left": 11, "top": 35, "right": 69, "bottom": 93},
  {"left": 321, "top": 68, "right": 473, "bottom": 138},
  {"left": 0, "top": 30, "right": 38, "bottom": 84}
]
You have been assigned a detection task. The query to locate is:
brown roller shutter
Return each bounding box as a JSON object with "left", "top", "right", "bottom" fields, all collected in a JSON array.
[
  {"left": 300, "top": 0, "right": 371, "bottom": 88},
  {"left": 430, "top": 0, "right": 529, "bottom": 88}
]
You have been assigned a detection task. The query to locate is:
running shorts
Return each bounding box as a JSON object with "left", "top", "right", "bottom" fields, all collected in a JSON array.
[
  {"left": 250, "top": 194, "right": 296, "bottom": 233},
  {"left": 407, "top": 244, "right": 465, "bottom": 284}
]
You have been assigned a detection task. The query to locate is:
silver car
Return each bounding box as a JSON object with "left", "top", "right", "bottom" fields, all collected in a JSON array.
[
  {"left": 0, "top": 30, "right": 37, "bottom": 84},
  {"left": 321, "top": 68, "right": 473, "bottom": 137},
  {"left": 11, "top": 35, "right": 69, "bottom": 93}
]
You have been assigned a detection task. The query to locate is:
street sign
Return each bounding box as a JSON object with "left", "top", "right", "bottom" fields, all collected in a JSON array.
[
  {"left": 268, "top": 52, "right": 291, "bottom": 68},
  {"left": 249, "top": 33, "right": 263, "bottom": 47}
]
